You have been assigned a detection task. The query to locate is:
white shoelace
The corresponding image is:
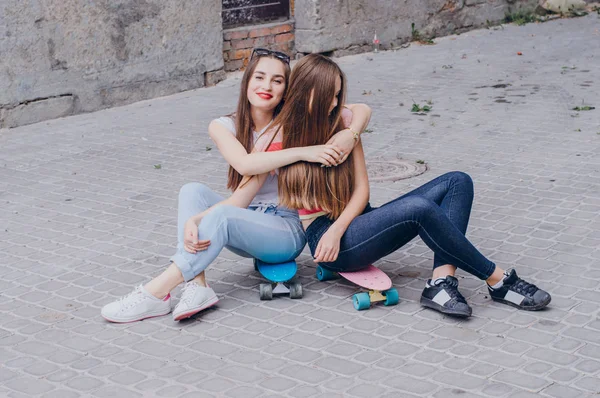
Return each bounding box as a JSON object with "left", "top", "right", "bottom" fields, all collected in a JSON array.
[
  {"left": 179, "top": 282, "right": 200, "bottom": 306},
  {"left": 118, "top": 285, "right": 145, "bottom": 309}
]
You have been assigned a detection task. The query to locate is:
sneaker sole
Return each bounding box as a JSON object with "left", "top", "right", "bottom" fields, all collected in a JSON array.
[
  {"left": 421, "top": 297, "right": 472, "bottom": 317},
  {"left": 491, "top": 295, "right": 551, "bottom": 311},
  {"left": 102, "top": 308, "right": 172, "bottom": 323},
  {"left": 173, "top": 296, "right": 219, "bottom": 321}
]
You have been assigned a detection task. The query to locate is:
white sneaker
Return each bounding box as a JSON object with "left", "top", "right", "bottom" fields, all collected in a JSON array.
[
  {"left": 101, "top": 285, "right": 172, "bottom": 323},
  {"left": 173, "top": 282, "right": 219, "bottom": 321}
]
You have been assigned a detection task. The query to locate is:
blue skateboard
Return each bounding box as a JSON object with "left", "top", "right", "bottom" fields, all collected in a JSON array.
[{"left": 254, "top": 259, "right": 303, "bottom": 300}]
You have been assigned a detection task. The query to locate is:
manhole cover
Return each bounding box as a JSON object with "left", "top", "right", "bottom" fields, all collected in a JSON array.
[{"left": 367, "top": 160, "right": 427, "bottom": 182}]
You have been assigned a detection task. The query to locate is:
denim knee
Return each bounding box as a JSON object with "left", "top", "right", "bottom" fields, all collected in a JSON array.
[
  {"left": 399, "top": 196, "right": 437, "bottom": 219},
  {"left": 447, "top": 171, "right": 473, "bottom": 192},
  {"left": 199, "top": 204, "right": 235, "bottom": 232},
  {"left": 179, "top": 182, "right": 211, "bottom": 201}
]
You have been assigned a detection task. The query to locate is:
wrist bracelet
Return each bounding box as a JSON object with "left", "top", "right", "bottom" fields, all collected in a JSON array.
[{"left": 348, "top": 127, "right": 360, "bottom": 141}]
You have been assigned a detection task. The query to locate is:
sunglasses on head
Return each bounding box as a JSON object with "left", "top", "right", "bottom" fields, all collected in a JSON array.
[{"left": 251, "top": 48, "right": 290, "bottom": 64}]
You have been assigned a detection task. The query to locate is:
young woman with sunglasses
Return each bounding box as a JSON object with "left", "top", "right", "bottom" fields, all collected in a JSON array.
[{"left": 101, "top": 49, "right": 372, "bottom": 322}]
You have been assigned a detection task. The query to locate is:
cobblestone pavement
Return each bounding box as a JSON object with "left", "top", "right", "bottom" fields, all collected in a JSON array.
[{"left": 1, "top": 14, "right": 600, "bottom": 398}]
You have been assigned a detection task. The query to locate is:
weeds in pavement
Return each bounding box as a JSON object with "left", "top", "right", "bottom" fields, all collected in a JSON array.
[
  {"left": 154, "top": 164, "right": 162, "bottom": 169},
  {"left": 572, "top": 105, "right": 595, "bottom": 111},
  {"left": 411, "top": 23, "right": 435, "bottom": 44},
  {"left": 504, "top": 10, "right": 538, "bottom": 25},
  {"left": 504, "top": 4, "right": 589, "bottom": 26},
  {"left": 411, "top": 103, "right": 432, "bottom": 113},
  {"left": 561, "top": 66, "right": 577, "bottom": 74}
]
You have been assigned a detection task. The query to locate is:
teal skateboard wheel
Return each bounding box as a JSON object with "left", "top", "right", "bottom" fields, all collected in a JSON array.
[
  {"left": 383, "top": 288, "right": 399, "bottom": 306},
  {"left": 316, "top": 266, "right": 336, "bottom": 281},
  {"left": 353, "top": 292, "right": 371, "bottom": 310}
]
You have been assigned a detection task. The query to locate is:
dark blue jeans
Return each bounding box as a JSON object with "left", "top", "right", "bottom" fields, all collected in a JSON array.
[{"left": 305, "top": 172, "right": 496, "bottom": 280}]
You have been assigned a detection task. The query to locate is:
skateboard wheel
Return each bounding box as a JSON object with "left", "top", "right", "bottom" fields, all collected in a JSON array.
[
  {"left": 253, "top": 259, "right": 259, "bottom": 272},
  {"left": 383, "top": 288, "right": 399, "bottom": 306},
  {"left": 259, "top": 283, "right": 273, "bottom": 300},
  {"left": 316, "top": 266, "right": 336, "bottom": 281},
  {"left": 353, "top": 292, "right": 371, "bottom": 311},
  {"left": 289, "top": 282, "right": 303, "bottom": 299}
]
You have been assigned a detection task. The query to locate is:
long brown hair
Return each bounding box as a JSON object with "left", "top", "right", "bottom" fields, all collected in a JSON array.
[
  {"left": 227, "top": 53, "right": 291, "bottom": 191},
  {"left": 277, "top": 54, "right": 353, "bottom": 219}
]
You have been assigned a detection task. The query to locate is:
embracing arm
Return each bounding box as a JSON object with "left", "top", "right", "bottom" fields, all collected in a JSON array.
[
  {"left": 209, "top": 121, "right": 342, "bottom": 176},
  {"left": 345, "top": 103, "right": 372, "bottom": 136},
  {"left": 326, "top": 104, "right": 372, "bottom": 160}
]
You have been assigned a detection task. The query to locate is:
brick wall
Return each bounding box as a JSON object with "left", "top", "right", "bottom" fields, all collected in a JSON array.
[{"left": 223, "top": 21, "right": 294, "bottom": 72}]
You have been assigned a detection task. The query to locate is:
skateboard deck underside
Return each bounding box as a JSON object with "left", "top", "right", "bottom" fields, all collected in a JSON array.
[
  {"left": 256, "top": 260, "right": 297, "bottom": 282},
  {"left": 339, "top": 265, "right": 392, "bottom": 290}
]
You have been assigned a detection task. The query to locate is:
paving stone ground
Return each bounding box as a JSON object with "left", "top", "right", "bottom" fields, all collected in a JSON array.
[{"left": 1, "top": 14, "right": 600, "bottom": 398}]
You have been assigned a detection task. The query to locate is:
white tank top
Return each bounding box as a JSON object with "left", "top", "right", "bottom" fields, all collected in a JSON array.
[{"left": 213, "top": 117, "right": 279, "bottom": 207}]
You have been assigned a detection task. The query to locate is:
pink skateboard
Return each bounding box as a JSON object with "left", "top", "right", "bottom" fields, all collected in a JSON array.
[{"left": 316, "top": 265, "right": 399, "bottom": 310}]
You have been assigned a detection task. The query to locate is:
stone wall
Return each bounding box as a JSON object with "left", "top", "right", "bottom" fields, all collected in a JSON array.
[
  {"left": 1, "top": 0, "right": 548, "bottom": 128},
  {"left": 223, "top": 20, "right": 295, "bottom": 72},
  {"left": 0, "top": 0, "right": 224, "bottom": 128},
  {"left": 294, "top": 0, "right": 539, "bottom": 55}
]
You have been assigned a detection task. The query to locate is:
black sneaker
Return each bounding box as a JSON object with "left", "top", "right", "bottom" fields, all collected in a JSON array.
[
  {"left": 420, "top": 276, "right": 472, "bottom": 317},
  {"left": 488, "top": 269, "right": 551, "bottom": 311}
]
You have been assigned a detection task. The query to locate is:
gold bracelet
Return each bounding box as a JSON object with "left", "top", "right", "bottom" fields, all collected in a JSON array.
[{"left": 348, "top": 127, "right": 360, "bottom": 141}]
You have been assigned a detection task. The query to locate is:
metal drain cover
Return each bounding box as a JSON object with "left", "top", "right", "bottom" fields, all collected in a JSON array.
[{"left": 367, "top": 160, "right": 427, "bottom": 182}]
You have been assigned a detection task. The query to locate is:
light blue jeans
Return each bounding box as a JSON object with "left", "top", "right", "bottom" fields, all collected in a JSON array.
[{"left": 170, "top": 183, "right": 306, "bottom": 281}]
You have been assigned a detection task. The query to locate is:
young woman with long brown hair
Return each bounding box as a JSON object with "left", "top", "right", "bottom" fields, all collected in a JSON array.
[
  {"left": 276, "top": 54, "right": 551, "bottom": 317},
  {"left": 101, "top": 49, "right": 372, "bottom": 323}
]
